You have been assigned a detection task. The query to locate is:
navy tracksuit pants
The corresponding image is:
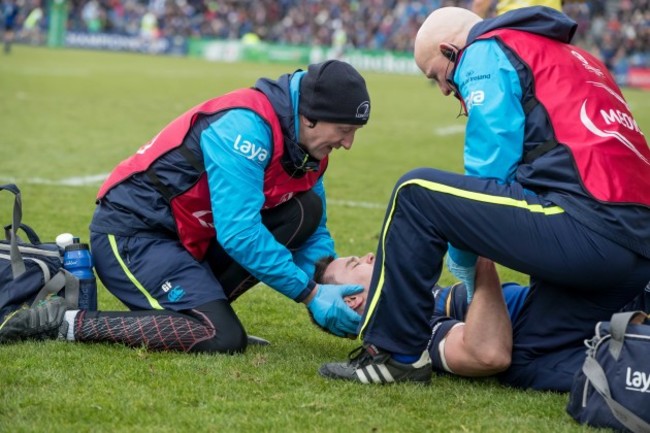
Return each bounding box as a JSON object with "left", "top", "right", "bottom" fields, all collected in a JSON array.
[
  {"left": 360, "top": 167, "right": 650, "bottom": 391},
  {"left": 88, "top": 190, "right": 322, "bottom": 354}
]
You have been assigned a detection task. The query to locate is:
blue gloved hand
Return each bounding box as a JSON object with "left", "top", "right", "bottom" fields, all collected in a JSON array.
[
  {"left": 446, "top": 249, "right": 477, "bottom": 304},
  {"left": 307, "top": 284, "right": 363, "bottom": 337}
]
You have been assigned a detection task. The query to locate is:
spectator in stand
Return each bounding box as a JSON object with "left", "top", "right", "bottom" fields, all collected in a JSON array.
[
  {"left": 81, "top": 0, "right": 103, "bottom": 33},
  {"left": 471, "top": 0, "right": 561, "bottom": 18},
  {"left": 1, "top": 0, "right": 19, "bottom": 54},
  {"left": 21, "top": 0, "right": 44, "bottom": 44}
]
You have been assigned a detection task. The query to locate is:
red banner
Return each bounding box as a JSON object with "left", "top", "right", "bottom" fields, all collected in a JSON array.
[{"left": 627, "top": 67, "right": 650, "bottom": 90}]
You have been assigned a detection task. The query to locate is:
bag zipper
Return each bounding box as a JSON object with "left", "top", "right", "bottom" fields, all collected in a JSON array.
[
  {"left": 0, "top": 244, "right": 61, "bottom": 259},
  {"left": 0, "top": 252, "right": 52, "bottom": 282}
]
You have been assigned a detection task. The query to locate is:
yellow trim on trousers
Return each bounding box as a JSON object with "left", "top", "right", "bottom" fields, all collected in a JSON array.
[
  {"left": 359, "top": 178, "right": 564, "bottom": 338},
  {"left": 107, "top": 234, "right": 163, "bottom": 310}
]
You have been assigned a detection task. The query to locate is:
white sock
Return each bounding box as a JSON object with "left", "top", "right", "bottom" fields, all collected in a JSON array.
[{"left": 64, "top": 310, "right": 79, "bottom": 341}]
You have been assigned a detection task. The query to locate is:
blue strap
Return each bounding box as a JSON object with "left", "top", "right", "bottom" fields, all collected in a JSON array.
[
  {"left": 608, "top": 310, "right": 646, "bottom": 360},
  {"left": 0, "top": 184, "right": 26, "bottom": 277}
]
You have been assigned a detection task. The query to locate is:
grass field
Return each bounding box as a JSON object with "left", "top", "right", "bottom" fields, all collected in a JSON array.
[{"left": 1, "top": 45, "right": 649, "bottom": 433}]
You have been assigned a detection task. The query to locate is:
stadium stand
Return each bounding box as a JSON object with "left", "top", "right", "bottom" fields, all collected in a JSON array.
[{"left": 4, "top": 0, "right": 648, "bottom": 79}]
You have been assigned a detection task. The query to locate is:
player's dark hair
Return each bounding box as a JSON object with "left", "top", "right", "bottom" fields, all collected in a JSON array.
[{"left": 313, "top": 255, "right": 336, "bottom": 284}]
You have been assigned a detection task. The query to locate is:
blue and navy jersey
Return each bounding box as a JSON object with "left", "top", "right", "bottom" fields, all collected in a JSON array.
[{"left": 429, "top": 282, "right": 529, "bottom": 373}]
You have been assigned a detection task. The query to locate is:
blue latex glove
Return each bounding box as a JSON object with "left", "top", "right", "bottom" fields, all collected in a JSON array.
[
  {"left": 307, "top": 284, "right": 363, "bottom": 337},
  {"left": 446, "top": 250, "right": 477, "bottom": 304}
]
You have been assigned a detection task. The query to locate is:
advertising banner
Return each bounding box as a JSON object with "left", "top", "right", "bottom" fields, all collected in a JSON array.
[
  {"left": 627, "top": 67, "right": 650, "bottom": 90},
  {"left": 187, "top": 38, "right": 419, "bottom": 75},
  {"left": 65, "top": 32, "right": 186, "bottom": 55}
]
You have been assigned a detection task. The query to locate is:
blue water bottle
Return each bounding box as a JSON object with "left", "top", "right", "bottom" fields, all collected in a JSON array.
[{"left": 63, "top": 239, "right": 98, "bottom": 311}]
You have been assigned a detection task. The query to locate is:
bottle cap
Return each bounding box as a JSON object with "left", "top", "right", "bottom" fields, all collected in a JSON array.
[
  {"left": 64, "top": 243, "right": 90, "bottom": 252},
  {"left": 56, "top": 233, "right": 75, "bottom": 249}
]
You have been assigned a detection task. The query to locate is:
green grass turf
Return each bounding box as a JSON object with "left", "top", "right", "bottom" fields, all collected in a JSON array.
[{"left": 2, "top": 45, "right": 649, "bottom": 432}]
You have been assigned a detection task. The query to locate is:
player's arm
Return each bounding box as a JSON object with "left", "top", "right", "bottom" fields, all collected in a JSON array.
[{"left": 441, "top": 257, "right": 512, "bottom": 377}]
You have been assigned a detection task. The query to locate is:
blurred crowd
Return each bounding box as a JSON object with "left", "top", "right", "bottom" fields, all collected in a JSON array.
[
  {"left": 2, "top": 0, "right": 649, "bottom": 70},
  {"left": 567, "top": 0, "right": 650, "bottom": 73}
]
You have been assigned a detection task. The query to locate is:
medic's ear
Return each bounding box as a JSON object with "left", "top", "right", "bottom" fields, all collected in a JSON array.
[{"left": 442, "top": 48, "right": 457, "bottom": 62}]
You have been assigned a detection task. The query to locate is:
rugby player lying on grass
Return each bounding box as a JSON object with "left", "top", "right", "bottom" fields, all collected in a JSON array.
[
  {"left": 315, "top": 253, "right": 648, "bottom": 388},
  {"left": 314, "top": 254, "right": 525, "bottom": 378}
]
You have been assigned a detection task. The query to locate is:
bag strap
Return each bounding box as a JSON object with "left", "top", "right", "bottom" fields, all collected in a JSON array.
[
  {"left": 0, "top": 184, "right": 26, "bottom": 277},
  {"left": 583, "top": 356, "right": 650, "bottom": 432},
  {"left": 32, "top": 269, "right": 79, "bottom": 310},
  {"left": 608, "top": 310, "right": 647, "bottom": 360},
  {"left": 4, "top": 223, "right": 42, "bottom": 245}
]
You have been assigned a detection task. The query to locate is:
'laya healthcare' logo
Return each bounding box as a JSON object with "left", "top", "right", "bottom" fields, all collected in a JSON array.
[
  {"left": 356, "top": 101, "right": 370, "bottom": 121},
  {"left": 233, "top": 134, "right": 268, "bottom": 162},
  {"left": 464, "top": 90, "right": 485, "bottom": 111},
  {"left": 625, "top": 367, "right": 650, "bottom": 393},
  {"left": 580, "top": 81, "right": 649, "bottom": 166}
]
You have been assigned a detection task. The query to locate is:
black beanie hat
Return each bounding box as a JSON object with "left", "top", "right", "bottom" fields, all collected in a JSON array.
[{"left": 299, "top": 60, "right": 371, "bottom": 125}]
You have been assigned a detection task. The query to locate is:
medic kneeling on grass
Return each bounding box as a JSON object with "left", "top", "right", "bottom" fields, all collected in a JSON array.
[{"left": 0, "top": 60, "right": 374, "bottom": 353}]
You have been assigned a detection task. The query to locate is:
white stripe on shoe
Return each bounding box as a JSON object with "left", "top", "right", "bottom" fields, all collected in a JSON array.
[
  {"left": 356, "top": 365, "right": 396, "bottom": 384},
  {"left": 365, "top": 366, "right": 382, "bottom": 383},
  {"left": 377, "top": 364, "right": 395, "bottom": 382},
  {"left": 356, "top": 369, "right": 370, "bottom": 384}
]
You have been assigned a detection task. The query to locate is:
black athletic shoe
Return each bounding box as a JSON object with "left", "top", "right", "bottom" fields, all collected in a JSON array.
[
  {"left": 0, "top": 296, "right": 68, "bottom": 343},
  {"left": 319, "top": 344, "right": 432, "bottom": 384}
]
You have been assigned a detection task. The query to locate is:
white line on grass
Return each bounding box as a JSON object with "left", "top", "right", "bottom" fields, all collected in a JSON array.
[
  {"left": 0, "top": 174, "right": 111, "bottom": 186},
  {"left": 434, "top": 124, "right": 465, "bottom": 136},
  {"left": 0, "top": 175, "right": 385, "bottom": 209},
  {"left": 328, "top": 199, "right": 385, "bottom": 209}
]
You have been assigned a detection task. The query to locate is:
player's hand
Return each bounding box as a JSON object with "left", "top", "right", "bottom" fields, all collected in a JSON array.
[{"left": 307, "top": 284, "right": 363, "bottom": 337}]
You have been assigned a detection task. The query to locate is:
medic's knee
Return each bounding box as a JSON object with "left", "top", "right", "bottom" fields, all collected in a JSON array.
[
  {"left": 190, "top": 322, "right": 247, "bottom": 354},
  {"left": 188, "top": 300, "right": 248, "bottom": 354}
]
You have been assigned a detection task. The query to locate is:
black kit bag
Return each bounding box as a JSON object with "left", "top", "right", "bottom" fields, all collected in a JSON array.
[
  {"left": 566, "top": 310, "right": 650, "bottom": 433},
  {"left": 0, "top": 184, "right": 78, "bottom": 325}
]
